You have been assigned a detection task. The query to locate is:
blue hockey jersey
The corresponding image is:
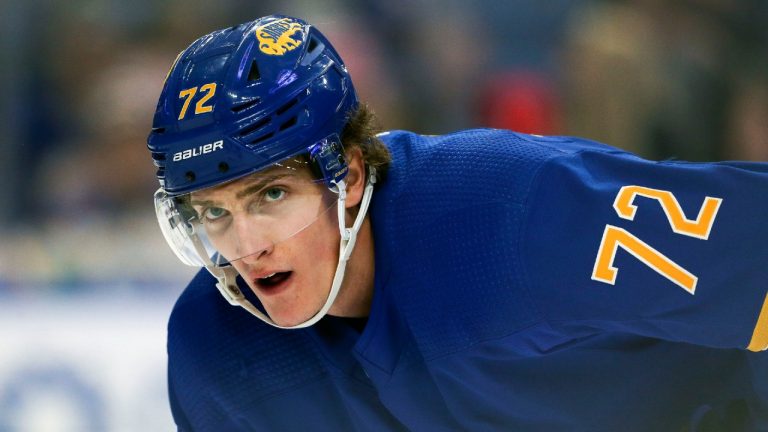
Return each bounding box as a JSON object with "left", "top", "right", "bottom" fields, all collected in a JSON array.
[{"left": 167, "top": 129, "right": 768, "bottom": 431}]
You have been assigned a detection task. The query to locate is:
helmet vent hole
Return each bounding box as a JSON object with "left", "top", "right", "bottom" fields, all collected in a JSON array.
[
  {"left": 279, "top": 116, "right": 297, "bottom": 131},
  {"left": 247, "top": 60, "right": 261, "bottom": 82},
  {"left": 300, "top": 36, "right": 324, "bottom": 65},
  {"left": 218, "top": 162, "right": 229, "bottom": 173},
  {"left": 231, "top": 97, "right": 261, "bottom": 113},
  {"left": 185, "top": 171, "right": 196, "bottom": 182},
  {"left": 307, "top": 37, "right": 319, "bottom": 53},
  {"left": 276, "top": 98, "right": 298, "bottom": 116},
  {"left": 248, "top": 132, "right": 274, "bottom": 146},
  {"left": 238, "top": 117, "right": 271, "bottom": 137}
]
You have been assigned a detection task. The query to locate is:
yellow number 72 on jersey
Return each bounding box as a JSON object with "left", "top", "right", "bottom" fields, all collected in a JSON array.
[{"left": 591, "top": 185, "right": 722, "bottom": 295}]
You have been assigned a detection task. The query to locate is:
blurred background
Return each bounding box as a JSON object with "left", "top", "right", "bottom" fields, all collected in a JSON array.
[{"left": 1, "top": 0, "right": 767, "bottom": 430}]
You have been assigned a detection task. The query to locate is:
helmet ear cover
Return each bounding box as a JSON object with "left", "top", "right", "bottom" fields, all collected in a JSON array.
[{"left": 309, "top": 134, "right": 348, "bottom": 192}]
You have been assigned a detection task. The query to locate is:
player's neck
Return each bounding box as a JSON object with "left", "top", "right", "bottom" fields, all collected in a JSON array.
[{"left": 329, "top": 216, "right": 375, "bottom": 318}]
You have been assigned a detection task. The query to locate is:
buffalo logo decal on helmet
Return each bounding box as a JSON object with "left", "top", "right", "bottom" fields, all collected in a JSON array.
[{"left": 255, "top": 18, "right": 304, "bottom": 56}]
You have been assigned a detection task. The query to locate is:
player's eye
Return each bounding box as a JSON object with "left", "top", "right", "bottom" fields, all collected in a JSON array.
[
  {"left": 264, "top": 187, "right": 286, "bottom": 202},
  {"left": 203, "top": 206, "right": 229, "bottom": 222}
]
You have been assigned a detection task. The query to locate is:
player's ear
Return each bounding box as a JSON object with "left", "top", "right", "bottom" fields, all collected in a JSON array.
[{"left": 343, "top": 147, "right": 366, "bottom": 209}]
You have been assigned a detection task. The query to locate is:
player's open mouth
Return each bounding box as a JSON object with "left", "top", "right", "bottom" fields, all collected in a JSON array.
[{"left": 254, "top": 271, "right": 293, "bottom": 294}]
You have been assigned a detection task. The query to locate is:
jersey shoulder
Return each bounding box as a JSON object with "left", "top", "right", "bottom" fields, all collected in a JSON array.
[
  {"left": 521, "top": 142, "right": 768, "bottom": 350},
  {"left": 372, "top": 130, "right": 629, "bottom": 358},
  {"left": 377, "top": 129, "right": 627, "bottom": 203}
]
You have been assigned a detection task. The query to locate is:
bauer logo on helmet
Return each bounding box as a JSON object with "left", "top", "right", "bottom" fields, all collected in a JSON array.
[{"left": 172, "top": 140, "right": 224, "bottom": 162}]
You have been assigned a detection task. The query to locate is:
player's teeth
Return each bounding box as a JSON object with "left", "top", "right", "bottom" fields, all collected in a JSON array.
[{"left": 265, "top": 272, "right": 276, "bottom": 279}]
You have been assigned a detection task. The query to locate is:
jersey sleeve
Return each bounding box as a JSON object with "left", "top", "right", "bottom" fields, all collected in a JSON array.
[
  {"left": 522, "top": 145, "right": 768, "bottom": 351},
  {"left": 168, "top": 372, "right": 195, "bottom": 432}
]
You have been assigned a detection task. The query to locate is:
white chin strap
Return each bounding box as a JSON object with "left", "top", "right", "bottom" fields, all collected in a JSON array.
[{"left": 207, "top": 166, "right": 377, "bottom": 329}]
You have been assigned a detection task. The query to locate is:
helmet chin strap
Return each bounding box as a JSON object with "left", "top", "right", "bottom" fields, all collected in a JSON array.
[{"left": 207, "top": 166, "right": 377, "bottom": 329}]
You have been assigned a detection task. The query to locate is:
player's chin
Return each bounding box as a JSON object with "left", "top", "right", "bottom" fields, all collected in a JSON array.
[{"left": 266, "top": 305, "right": 318, "bottom": 328}]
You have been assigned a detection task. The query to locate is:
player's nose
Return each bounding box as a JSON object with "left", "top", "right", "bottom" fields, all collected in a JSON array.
[{"left": 231, "top": 216, "right": 274, "bottom": 263}]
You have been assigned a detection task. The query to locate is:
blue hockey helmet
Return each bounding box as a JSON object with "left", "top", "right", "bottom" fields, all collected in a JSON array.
[{"left": 147, "top": 15, "right": 358, "bottom": 196}]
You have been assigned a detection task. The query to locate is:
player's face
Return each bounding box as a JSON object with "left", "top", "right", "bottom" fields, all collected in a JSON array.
[{"left": 189, "top": 165, "right": 342, "bottom": 326}]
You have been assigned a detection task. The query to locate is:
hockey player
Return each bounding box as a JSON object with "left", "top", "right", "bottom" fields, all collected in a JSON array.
[{"left": 148, "top": 15, "right": 768, "bottom": 431}]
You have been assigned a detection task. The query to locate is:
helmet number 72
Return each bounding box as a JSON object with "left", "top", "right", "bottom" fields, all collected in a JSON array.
[
  {"left": 178, "top": 83, "right": 217, "bottom": 120},
  {"left": 591, "top": 185, "right": 722, "bottom": 294}
]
